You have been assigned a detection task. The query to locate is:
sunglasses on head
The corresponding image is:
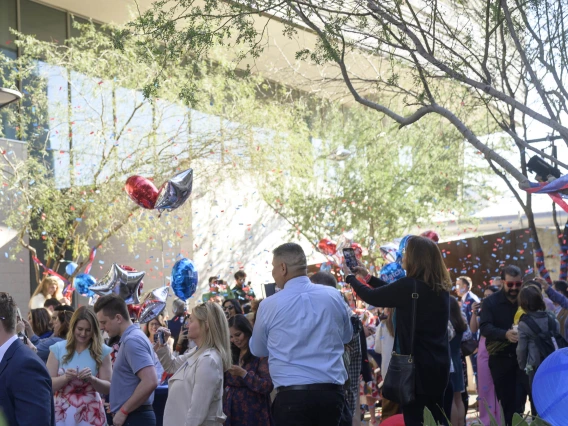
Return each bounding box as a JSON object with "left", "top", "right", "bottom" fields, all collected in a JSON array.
[{"left": 505, "top": 281, "right": 522, "bottom": 288}]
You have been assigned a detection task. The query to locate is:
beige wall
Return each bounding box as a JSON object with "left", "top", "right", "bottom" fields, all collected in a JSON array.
[{"left": 0, "top": 138, "right": 32, "bottom": 314}]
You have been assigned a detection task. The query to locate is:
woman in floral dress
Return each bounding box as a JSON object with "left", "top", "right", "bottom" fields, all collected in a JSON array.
[
  {"left": 47, "top": 306, "right": 112, "bottom": 426},
  {"left": 223, "top": 314, "right": 273, "bottom": 426}
]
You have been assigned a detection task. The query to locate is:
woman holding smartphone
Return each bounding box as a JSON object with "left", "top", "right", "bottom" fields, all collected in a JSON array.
[{"left": 154, "top": 302, "right": 231, "bottom": 425}]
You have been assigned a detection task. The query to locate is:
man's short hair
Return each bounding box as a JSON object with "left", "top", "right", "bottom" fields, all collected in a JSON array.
[
  {"left": 234, "top": 270, "right": 247, "bottom": 280},
  {"left": 44, "top": 298, "right": 62, "bottom": 309},
  {"left": 93, "top": 294, "right": 129, "bottom": 320},
  {"left": 500, "top": 265, "right": 522, "bottom": 280},
  {"left": 273, "top": 243, "right": 307, "bottom": 271},
  {"left": 54, "top": 305, "right": 75, "bottom": 313},
  {"left": 309, "top": 272, "right": 338, "bottom": 288},
  {"left": 208, "top": 276, "right": 218, "bottom": 284},
  {"left": 0, "top": 292, "right": 17, "bottom": 333},
  {"left": 457, "top": 276, "right": 472, "bottom": 289}
]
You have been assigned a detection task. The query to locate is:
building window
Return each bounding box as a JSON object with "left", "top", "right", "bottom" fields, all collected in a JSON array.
[{"left": 20, "top": 0, "right": 67, "bottom": 44}]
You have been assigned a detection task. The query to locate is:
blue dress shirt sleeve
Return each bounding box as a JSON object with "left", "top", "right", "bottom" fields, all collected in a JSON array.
[{"left": 250, "top": 303, "right": 269, "bottom": 358}]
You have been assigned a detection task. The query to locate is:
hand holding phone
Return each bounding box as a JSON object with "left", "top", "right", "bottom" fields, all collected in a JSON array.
[{"left": 342, "top": 248, "right": 359, "bottom": 272}]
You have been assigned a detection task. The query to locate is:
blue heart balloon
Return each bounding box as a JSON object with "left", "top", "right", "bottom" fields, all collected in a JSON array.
[
  {"left": 171, "top": 258, "right": 198, "bottom": 301},
  {"left": 74, "top": 273, "right": 95, "bottom": 297},
  {"left": 379, "top": 262, "right": 406, "bottom": 284}
]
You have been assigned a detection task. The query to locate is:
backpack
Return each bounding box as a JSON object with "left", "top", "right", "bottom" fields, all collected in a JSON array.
[{"left": 519, "top": 313, "right": 568, "bottom": 363}]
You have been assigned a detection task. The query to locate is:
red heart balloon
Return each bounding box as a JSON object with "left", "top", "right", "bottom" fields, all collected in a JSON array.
[
  {"left": 318, "top": 238, "right": 337, "bottom": 256},
  {"left": 125, "top": 176, "right": 159, "bottom": 209}
]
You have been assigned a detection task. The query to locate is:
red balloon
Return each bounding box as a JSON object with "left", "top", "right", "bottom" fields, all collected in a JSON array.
[
  {"left": 318, "top": 238, "right": 337, "bottom": 256},
  {"left": 351, "top": 242, "right": 363, "bottom": 260},
  {"left": 420, "top": 230, "right": 440, "bottom": 243},
  {"left": 125, "top": 175, "right": 159, "bottom": 209}
]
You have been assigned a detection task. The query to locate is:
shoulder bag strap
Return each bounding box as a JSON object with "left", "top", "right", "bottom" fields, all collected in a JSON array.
[{"left": 409, "top": 279, "right": 419, "bottom": 358}]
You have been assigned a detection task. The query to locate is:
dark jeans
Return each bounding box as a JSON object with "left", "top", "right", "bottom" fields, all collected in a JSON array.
[
  {"left": 488, "top": 355, "right": 528, "bottom": 426},
  {"left": 273, "top": 389, "right": 345, "bottom": 426},
  {"left": 402, "top": 393, "right": 447, "bottom": 426},
  {"left": 123, "top": 410, "right": 156, "bottom": 426}
]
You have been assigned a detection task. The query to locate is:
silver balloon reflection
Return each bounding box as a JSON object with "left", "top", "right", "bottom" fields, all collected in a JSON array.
[
  {"left": 139, "top": 300, "right": 167, "bottom": 324},
  {"left": 88, "top": 264, "right": 145, "bottom": 305},
  {"left": 138, "top": 286, "right": 169, "bottom": 323},
  {"left": 154, "top": 168, "right": 193, "bottom": 213}
]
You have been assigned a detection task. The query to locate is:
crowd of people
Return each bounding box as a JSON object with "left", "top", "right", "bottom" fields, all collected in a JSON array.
[{"left": 1, "top": 237, "right": 567, "bottom": 426}]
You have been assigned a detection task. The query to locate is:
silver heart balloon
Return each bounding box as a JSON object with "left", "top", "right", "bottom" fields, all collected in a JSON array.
[
  {"left": 154, "top": 168, "right": 193, "bottom": 213},
  {"left": 139, "top": 301, "right": 167, "bottom": 324}
]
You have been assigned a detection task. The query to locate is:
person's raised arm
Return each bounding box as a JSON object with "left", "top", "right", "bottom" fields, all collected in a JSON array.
[
  {"left": 154, "top": 327, "right": 193, "bottom": 373},
  {"left": 345, "top": 272, "right": 405, "bottom": 308},
  {"left": 250, "top": 304, "right": 269, "bottom": 357},
  {"left": 545, "top": 286, "right": 568, "bottom": 309},
  {"left": 470, "top": 302, "right": 480, "bottom": 334}
]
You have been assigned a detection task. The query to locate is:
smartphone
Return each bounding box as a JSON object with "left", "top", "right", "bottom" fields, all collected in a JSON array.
[
  {"left": 153, "top": 330, "right": 165, "bottom": 345},
  {"left": 343, "top": 248, "right": 358, "bottom": 271}
]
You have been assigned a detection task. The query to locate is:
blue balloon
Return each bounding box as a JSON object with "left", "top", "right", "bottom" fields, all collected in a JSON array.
[
  {"left": 395, "top": 235, "right": 413, "bottom": 264},
  {"left": 66, "top": 262, "right": 78, "bottom": 276},
  {"left": 320, "top": 262, "right": 332, "bottom": 273},
  {"left": 171, "top": 258, "right": 198, "bottom": 301},
  {"left": 74, "top": 273, "right": 95, "bottom": 297},
  {"left": 379, "top": 262, "right": 406, "bottom": 284},
  {"left": 532, "top": 348, "right": 568, "bottom": 425}
]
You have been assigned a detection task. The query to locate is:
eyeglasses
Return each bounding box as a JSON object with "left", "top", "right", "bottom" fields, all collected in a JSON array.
[{"left": 505, "top": 281, "right": 523, "bottom": 288}]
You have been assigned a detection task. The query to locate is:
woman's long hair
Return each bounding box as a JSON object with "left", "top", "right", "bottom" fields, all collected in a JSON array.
[
  {"left": 228, "top": 314, "right": 254, "bottom": 366},
  {"left": 404, "top": 236, "right": 451, "bottom": 293},
  {"left": 54, "top": 310, "right": 73, "bottom": 338},
  {"left": 192, "top": 302, "right": 232, "bottom": 371},
  {"left": 63, "top": 307, "right": 104, "bottom": 371},
  {"left": 30, "top": 276, "right": 63, "bottom": 306},
  {"left": 449, "top": 297, "right": 467, "bottom": 334},
  {"left": 31, "top": 308, "right": 52, "bottom": 336}
]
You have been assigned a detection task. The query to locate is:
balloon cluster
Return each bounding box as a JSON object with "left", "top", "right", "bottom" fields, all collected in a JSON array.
[
  {"left": 125, "top": 168, "right": 193, "bottom": 213},
  {"left": 83, "top": 257, "right": 198, "bottom": 324}
]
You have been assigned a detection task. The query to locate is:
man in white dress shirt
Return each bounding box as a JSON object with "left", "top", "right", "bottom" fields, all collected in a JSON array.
[{"left": 250, "top": 243, "right": 352, "bottom": 426}]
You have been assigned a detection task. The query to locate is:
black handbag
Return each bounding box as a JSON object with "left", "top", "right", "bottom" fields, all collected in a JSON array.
[
  {"left": 460, "top": 337, "right": 478, "bottom": 357},
  {"left": 382, "top": 280, "right": 418, "bottom": 406}
]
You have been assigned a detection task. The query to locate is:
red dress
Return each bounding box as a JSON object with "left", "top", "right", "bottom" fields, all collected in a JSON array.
[{"left": 223, "top": 356, "right": 274, "bottom": 426}]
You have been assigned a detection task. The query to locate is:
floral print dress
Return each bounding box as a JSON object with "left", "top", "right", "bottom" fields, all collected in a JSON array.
[
  {"left": 223, "top": 356, "right": 274, "bottom": 426},
  {"left": 50, "top": 340, "right": 112, "bottom": 426}
]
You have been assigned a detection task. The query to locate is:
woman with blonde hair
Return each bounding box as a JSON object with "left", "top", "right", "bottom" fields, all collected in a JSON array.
[
  {"left": 345, "top": 236, "right": 451, "bottom": 426},
  {"left": 29, "top": 275, "right": 64, "bottom": 309},
  {"left": 47, "top": 306, "right": 112, "bottom": 426},
  {"left": 154, "top": 302, "right": 231, "bottom": 426}
]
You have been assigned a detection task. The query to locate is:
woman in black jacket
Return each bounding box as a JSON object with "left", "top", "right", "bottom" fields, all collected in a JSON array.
[{"left": 345, "top": 236, "right": 451, "bottom": 426}]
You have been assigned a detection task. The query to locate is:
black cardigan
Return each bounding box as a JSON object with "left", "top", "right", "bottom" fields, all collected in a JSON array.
[{"left": 346, "top": 275, "right": 450, "bottom": 397}]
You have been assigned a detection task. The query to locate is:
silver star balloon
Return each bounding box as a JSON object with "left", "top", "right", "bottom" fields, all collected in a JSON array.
[
  {"left": 154, "top": 168, "right": 193, "bottom": 213},
  {"left": 88, "top": 264, "right": 145, "bottom": 305}
]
